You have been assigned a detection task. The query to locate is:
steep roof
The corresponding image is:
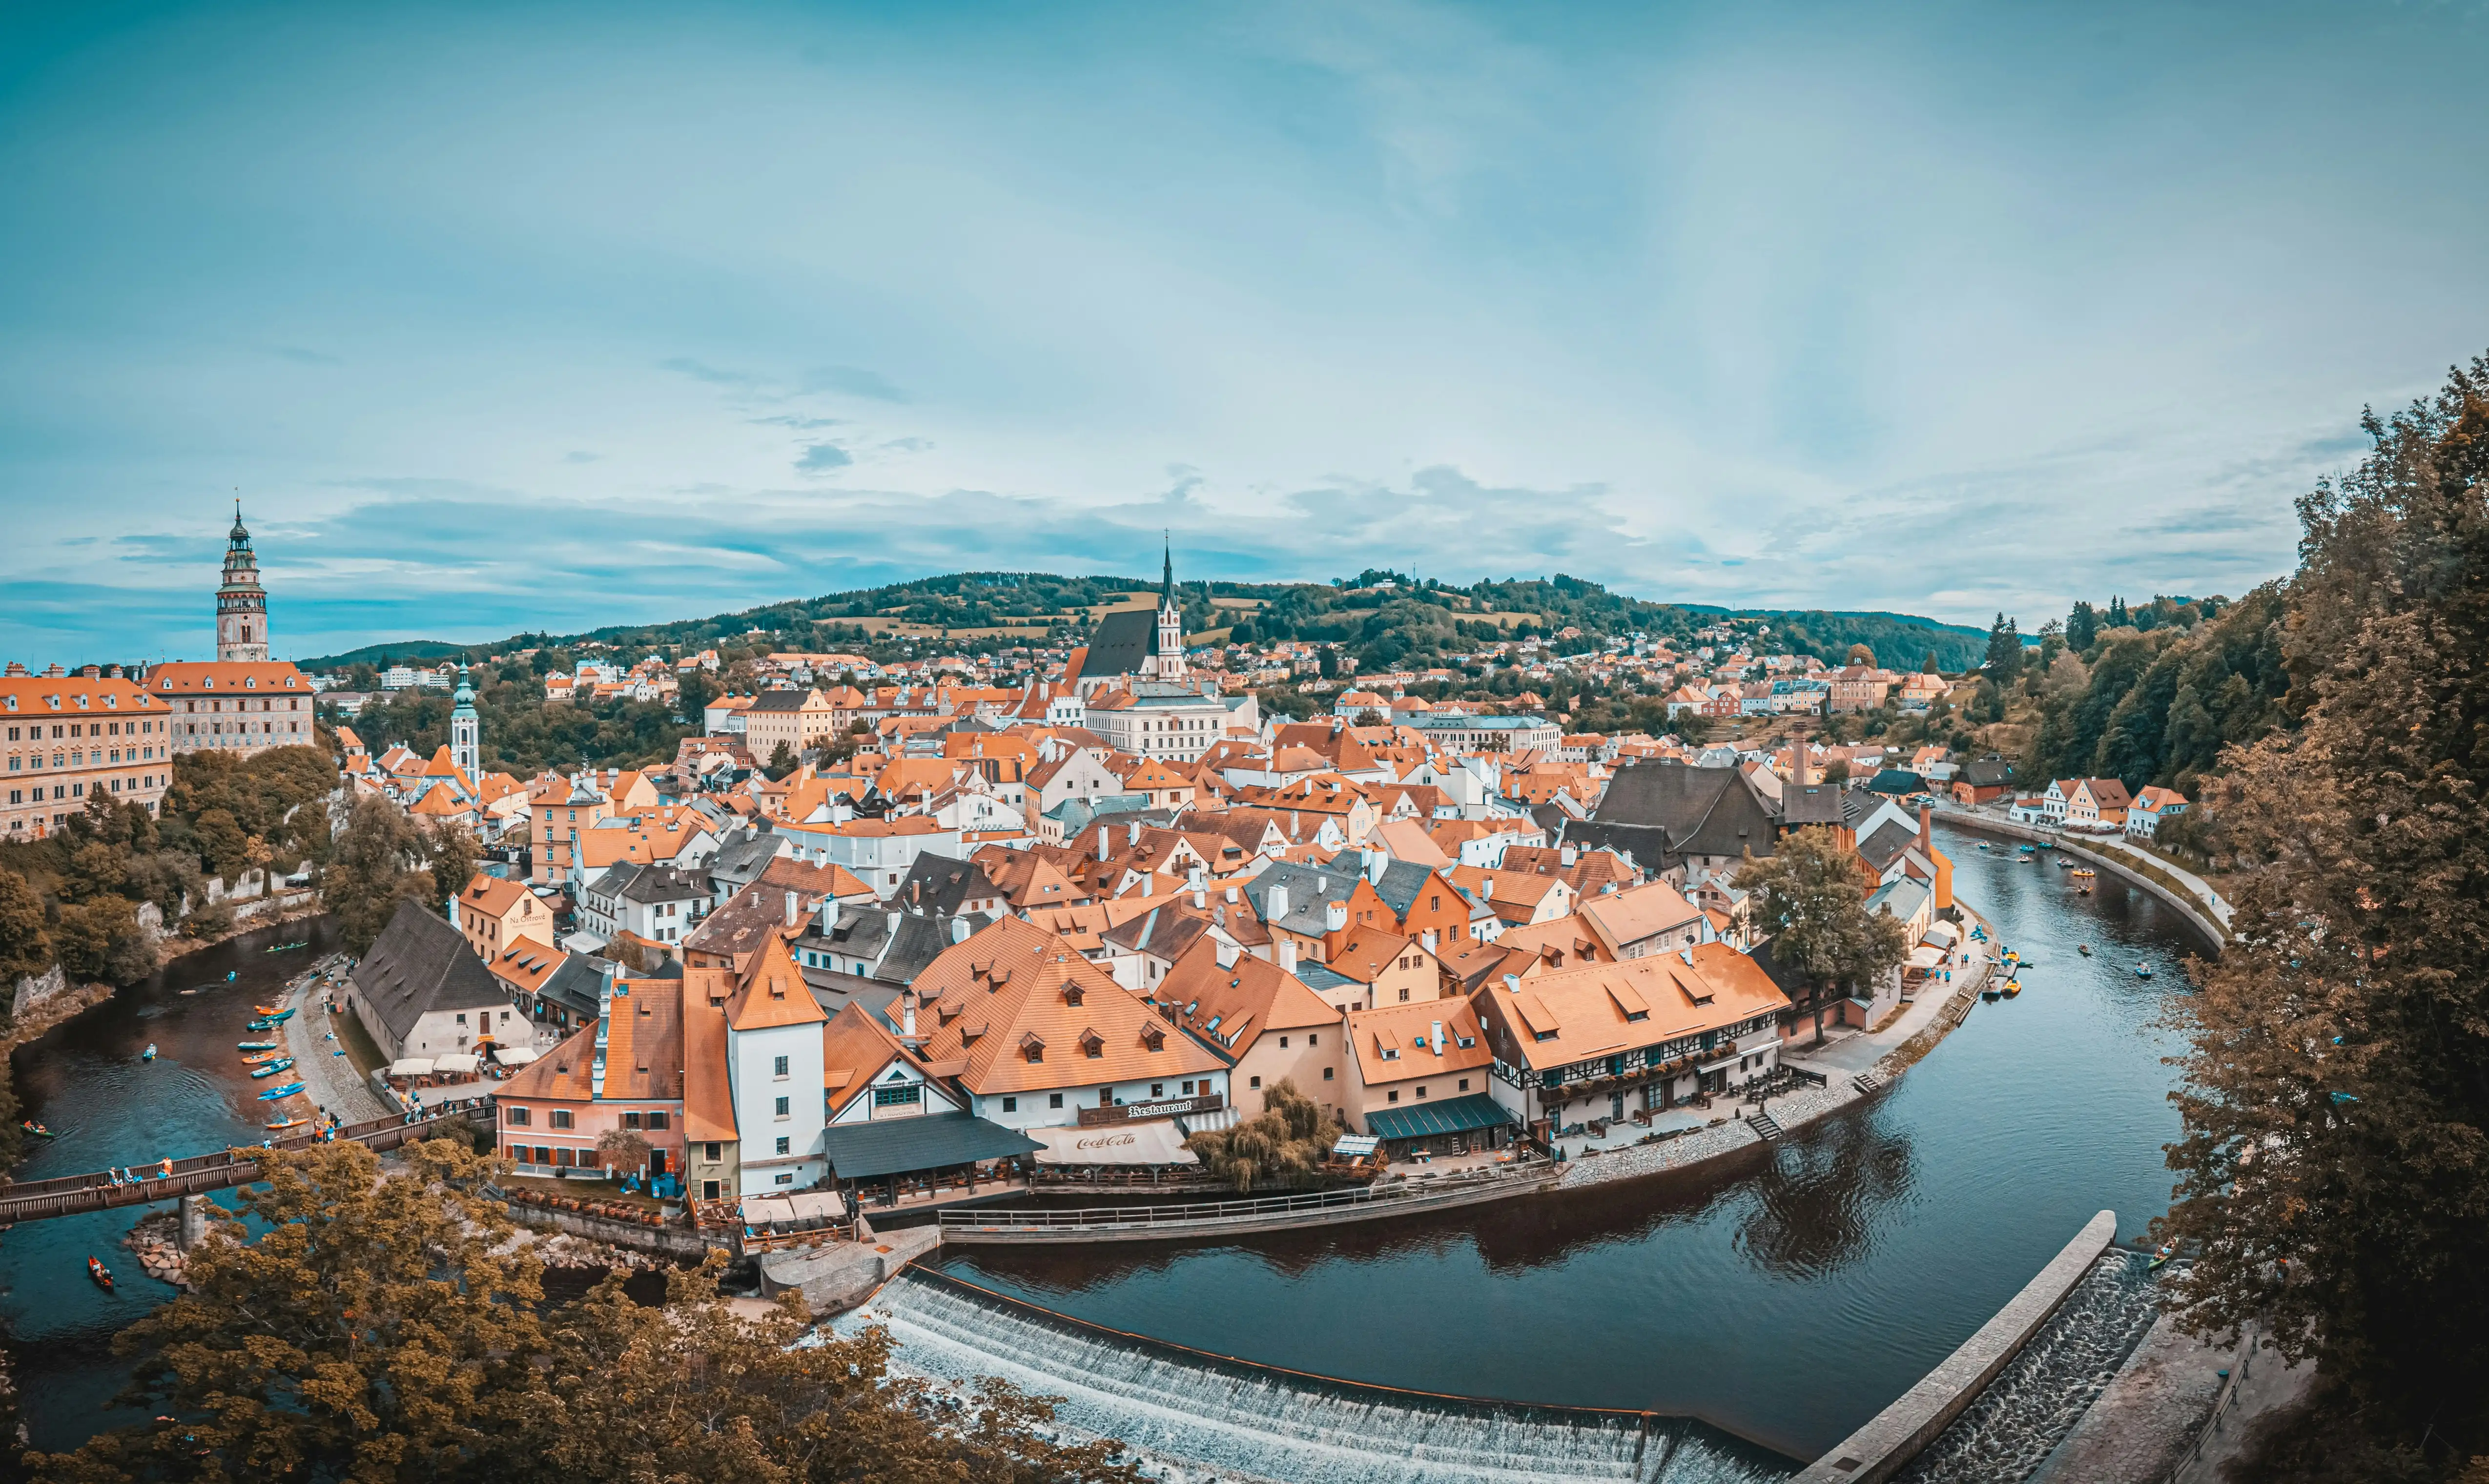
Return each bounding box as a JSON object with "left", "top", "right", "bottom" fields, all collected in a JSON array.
[
  {"left": 353, "top": 898, "right": 510, "bottom": 1046},
  {"left": 902, "top": 916, "right": 1222, "bottom": 1094},
  {"left": 724, "top": 934, "right": 828, "bottom": 1032},
  {"left": 1154, "top": 936, "right": 1336, "bottom": 1060},
  {"left": 1082, "top": 608, "right": 1159, "bottom": 679},
  {"left": 1346, "top": 998, "right": 1492, "bottom": 1086},
  {"left": 1477, "top": 946, "right": 1790, "bottom": 1072},
  {"left": 1582, "top": 760, "right": 1779, "bottom": 861}
]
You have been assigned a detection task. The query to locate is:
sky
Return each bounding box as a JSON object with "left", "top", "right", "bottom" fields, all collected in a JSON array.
[{"left": 5, "top": 0, "right": 2487, "bottom": 663}]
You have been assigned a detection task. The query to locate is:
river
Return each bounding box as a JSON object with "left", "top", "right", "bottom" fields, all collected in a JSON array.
[
  {"left": 1, "top": 914, "right": 343, "bottom": 1449},
  {"left": 931, "top": 825, "right": 2217, "bottom": 1463}
]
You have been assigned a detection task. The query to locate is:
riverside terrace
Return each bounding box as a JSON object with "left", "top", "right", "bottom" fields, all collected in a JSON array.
[{"left": 1473, "top": 945, "right": 1791, "bottom": 1160}]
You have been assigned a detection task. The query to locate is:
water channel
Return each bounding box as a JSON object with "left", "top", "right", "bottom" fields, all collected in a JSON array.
[
  {"left": 1, "top": 914, "right": 343, "bottom": 1449},
  {"left": 930, "top": 825, "right": 2216, "bottom": 1466},
  {"left": 0, "top": 825, "right": 2215, "bottom": 1464}
]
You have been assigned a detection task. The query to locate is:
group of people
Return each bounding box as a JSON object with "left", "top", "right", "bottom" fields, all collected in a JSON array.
[{"left": 103, "top": 1157, "right": 176, "bottom": 1187}]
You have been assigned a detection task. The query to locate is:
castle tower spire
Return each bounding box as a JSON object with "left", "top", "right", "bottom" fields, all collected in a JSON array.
[
  {"left": 450, "top": 664, "right": 481, "bottom": 779},
  {"left": 1153, "top": 536, "right": 1186, "bottom": 680},
  {"left": 216, "top": 500, "right": 271, "bottom": 663}
]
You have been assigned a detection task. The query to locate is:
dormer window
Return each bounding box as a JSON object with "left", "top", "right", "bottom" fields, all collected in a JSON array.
[
  {"left": 1079, "top": 1029, "right": 1105, "bottom": 1059},
  {"left": 1141, "top": 1026, "right": 1165, "bottom": 1051},
  {"left": 1020, "top": 1031, "right": 1044, "bottom": 1062},
  {"left": 1062, "top": 983, "right": 1084, "bottom": 1007}
]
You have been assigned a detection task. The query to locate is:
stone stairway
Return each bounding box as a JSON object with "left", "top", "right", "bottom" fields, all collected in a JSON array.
[
  {"left": 1853, "top": 1070, "right": 1887, "bottom": 1095},
  {"left": 1746, "top": 1109, "right": 1785, "bottom": 1141}
]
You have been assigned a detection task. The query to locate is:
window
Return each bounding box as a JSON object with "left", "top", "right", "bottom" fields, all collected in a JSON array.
[
  {"left": 549, "top": 1110, "right": 574, "bottom": 1130},
  {"left": 773, "top": 1054, "right": 789, "bottom": 1078},
  {"left": 703, "top": 1142, "right": 721, "bottom": 1161},
  {"left": 1048, "top": 1092, "right": 1064, "bottom": 1109},
  {"left": 774, "top": 1136, "right": 790, "bottom": 1154},
  {"left": 622, "top": 1112, "right": 643, "bottom": 1130},
  {"left": 1150, "top": 1083, "right": 1164, "bottom": 1098},
  {"left": 646, "top": 1111, "right": 668, "bottom": 1130},
  {"left": 1387, "top": 1090, "right": 1399, "bottom": 1102},
  {"left": 554, "top": 1148, "right": 574, "bottom": 1168},
  {"left": 1002, "top": 1096, "right": 1017, "bottom": 1113},
  {"left": 535, "top": 1146, "right": 551, "bottom": 1165},
  {"left": 873, "top": 1084, "right": 921, "bottom": 1108},
  {"left": 1249, "top": 1075, "right": 1262, "bottom": 1089},
  {"left": 773, "top": 1096, "right": 790, "bottom": 1119},
  {"left": 702, "top": 1178, "right": 720, "bottom": 1200},
  {"left": 1323, "top": 1067, "right": 1334, "bottom": 1080},
  {"left": 774, "top": 1172, "right": 795, "bottom": 1185},
  {"left": 1459, "top": 1078, "right": 1471, "bottom": 1092},
  {"left": 506, "top": 1107, "right": 531, "bottom": 1127},
  {"left": 1278, "top": 1035, "right": 1288, "bottom": 1048},
  {"left": 1309, "top": 1033, "right": 1318, "bottom": 1046}
]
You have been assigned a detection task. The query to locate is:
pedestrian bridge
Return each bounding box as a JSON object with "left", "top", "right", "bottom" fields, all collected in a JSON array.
[{"left": 0, "top": 1101, "right": 495, "bottom": 1224}]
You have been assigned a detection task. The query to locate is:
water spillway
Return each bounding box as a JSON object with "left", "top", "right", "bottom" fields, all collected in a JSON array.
[{"left": 839, "top": 1269, "right": 1798, "bottom": 1483}]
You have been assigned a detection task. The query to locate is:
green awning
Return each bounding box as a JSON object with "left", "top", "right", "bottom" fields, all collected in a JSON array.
[
  {"left": 820, "top": 1112, "right": 1042, "bottom": 1181},
  {"left": 1366, "top": 1092, "right": 1513, "bottom": 1142}
]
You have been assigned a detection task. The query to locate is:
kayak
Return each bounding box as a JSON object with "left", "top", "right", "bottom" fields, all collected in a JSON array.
[
  {"left": 249, "top": 1059, "right": 296, "bottom": 1079},
  {"left": 20, "top": 1121, "right": 55, "bottom": 1139},
  {"left": 253, "top": 1003, "right": 286, "bottom": 1016},
  {"left": 2078, "top": 945, "right": 2093, "bottom": 956},
  {"left": 86, "top": 1257, "right": 114, "bottom": 1292},
  {"left": 257, "top": 1009, "right": 295, "bottom": 1023},
  {"left": 2149, "top": 1240, "right": 2179, "bottom": 1270},
  {"left": 246, "top": 1018, "right": 282, "bottom": 1031},
  {"left": 2136, "top": 965, "right": 2156, "bottom": 980},
  {"left": 237, "top": 1040, "right": 279, "bottom": 1051},
  {"left": 265, "top": 1117, "right": 309, "bottom": 1132},
  {"left": 241, "top": 1050, "right": 285, "bottom": 1064},
  {"left": 140, "top": 1044, "right": 157, "bottom": 1062},
  {"left": 256, "top": 1082, "right": 306, "bottom": 1101}
]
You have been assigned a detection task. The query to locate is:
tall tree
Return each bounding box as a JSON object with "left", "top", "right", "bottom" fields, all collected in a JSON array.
[
  {"left": 322, "top": 796, "right": 435, "bottom": 953},
  {"left": 1736, "top": 828, "right": 1907, "bottom": 1044},
  {"left": 2066, "top": 600, "right": 2099, "bottom": 651},
  {"left": 1982, "top": 614, "right": 2023, "bottom": 684},
  {"left": 2159, "top": 356, "right": 2489, "bottom": 1463},
  {"left": 0, "top": 866, "right": 51, "bottom": 982}
]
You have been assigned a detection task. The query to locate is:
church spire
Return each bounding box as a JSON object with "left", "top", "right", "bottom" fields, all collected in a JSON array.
[{"left": 1160, "top": 533, "right": 1174, "bottom": 606}]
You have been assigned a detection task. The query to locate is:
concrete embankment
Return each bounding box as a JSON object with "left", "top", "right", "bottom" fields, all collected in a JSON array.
[{"left": 1793, "top": 1210, "right": 2119, "bottom": 1484}]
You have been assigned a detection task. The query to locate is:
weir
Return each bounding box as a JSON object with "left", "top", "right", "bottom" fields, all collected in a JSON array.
[{"left": 837, "top": 1269, "right": 1798, "bottom": 1483}]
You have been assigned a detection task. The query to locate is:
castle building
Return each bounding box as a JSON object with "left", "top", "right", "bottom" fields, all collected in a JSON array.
[
  {"left": 450, "top": 665, "right": 481, "bottom": 777},
  {"left": 146, "top": 505, "right": 312, "bottom": 759},
  {"left": 217, "top": 503, "right": 269, "bottom": 663}
]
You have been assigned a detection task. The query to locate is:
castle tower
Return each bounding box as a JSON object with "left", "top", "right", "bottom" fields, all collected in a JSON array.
[
  {"left": 216, "top": 502, "right": 270, "bottom": 662},
  {"left": 1152, "top": 538, "right": 1186, "bottom": 680},
  {"left": 450, "top": 665, "right": 481, "bottom": 779}
]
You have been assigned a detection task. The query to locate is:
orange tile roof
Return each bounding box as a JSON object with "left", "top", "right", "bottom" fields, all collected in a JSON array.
[
  {"left": 724, "top": 934, "right": 827, "bottom": 1032},
  {"left": 1347, "top": 997, "right": 1492, "bottom": 1086},
  {"left": 905, "top": 917, "right": 1223, "bottom": 1093},
  {"left": 1154, "top": 937, "right": 1336, "bottom": 1057},
  {"left": 682, "top": 989, "right": 737, "bottom": 1142},
  {"left": 1479, "top": 947, "right": 1790, "bottom": 1072}
]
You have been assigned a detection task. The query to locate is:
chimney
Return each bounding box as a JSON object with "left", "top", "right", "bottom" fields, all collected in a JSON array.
[
  {"left": 1502, "top": 973, "right": 1521, "bottom": 991},
  {"left": 1277, "top": 939, "right": 1298, "bottom": 975},
  {"left": 1098, "top": 829, "right": 1111, "bottom": 863},
  {"left": 1226, "top": 885, "right": 1239, "bottom": 903},
  {"left": 1128, "top": 819, "right": 1142, "bottom": 846},
  {"left": 1215, "top": 939, "right": 1239, "bottom": 969},
  {"left": 1918, "top": 800, "right": 1933, "bottom": 856},
  {"left": 1193, "top": 890, "right": 1208, "bottom": 909},
  {"left": 1267, "top": 884, "right": 1289, "bottom": 922},
  {"left": 1795, "top": 743, "right": 1811, "bottom": 790},
  {"left": 1483, "top": 876, "right": 1496, "bottom": 900},
  {"left": 1421, "top": 929, "right": 1438, "bottom": 953},
  {"left": 1325, "top": 900, "right": 1349, "bottom": 933},
  {"left": 951, "top": 915, "right": 971, "bottom": 944},
  {"left": 902, "top": 991, "right": 919, "bottom": 1042},
  {"left": 1431, "top": 1020, "right": 1444, "bottom": 1057},
  {"left": 1560, "top": 844, "right": 1577, "bottom": 866}
]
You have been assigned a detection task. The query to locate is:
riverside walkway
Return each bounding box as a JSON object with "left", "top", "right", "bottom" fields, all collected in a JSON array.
[{"left": 0, "top": 1102, "right": 495, "bottom": 1224}]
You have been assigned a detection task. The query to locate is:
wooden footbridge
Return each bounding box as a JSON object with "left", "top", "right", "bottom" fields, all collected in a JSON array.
[{"left": 0, "top": 1102, "right": 495, "bottom": 1224}]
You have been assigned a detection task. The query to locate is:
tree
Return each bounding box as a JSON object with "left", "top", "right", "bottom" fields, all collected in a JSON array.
[
  {"left": 595, "top": 1126, "right": 651, "bottom": 1177},
  {"left": 52, "top": 895, "right": 154, "bottom": 985},
  {"left": 1735, "top": 828, "right": 1907, "bottom": 1045},
  {"left": 1187, "top": 1079, "right": 1340, "bottom": 1192},
  {"left": 0, "top": 866, "right": 50, "bottom": 982},
  {"left": 2067, "top": 600, "right": 2099, "bottom": 651},
  {"left": 322, "top": 796, "right": 436, "bottom": 953},
  {"left": 1982, "top": 614, "right": 2023, "bottom": 684},
  {"left": 191, "top": 808, "right": 247, "bottom": 880},
  {"left": 2156, "top": 357, "right": 2489, "bottom": 1465},
  {"left": 1922, "top": 650, "right": 1939, "bottom": 674},
  {"left": 425, "top": 823, "right": 481, "bottom": 914},
  {"left": 1846, "top": 642, "right": 1875, "bottom": 667},
  {"left": 765, "top": 740, "right": 798, "bottom": 780},
  {"left": 32, "top": 1141, "right": 1150, "bottom": 1484}
]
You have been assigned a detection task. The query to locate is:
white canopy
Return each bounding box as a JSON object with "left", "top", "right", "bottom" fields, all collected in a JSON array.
[
  {"left": 387, "top": 1057, "right": 435, "bottom": 1078},
  {"left": 741, "top": 1195, "right": 795, "bottom": 1227},
  {"left": 1029, "top": 1119, "right": 1200, "bottom": 1167},
  {"left": 433, "top": 1052, "right": 480, "bottom": 1074},
  {"left": 493, "top": 1046, "right": 540, "bottom": 1066},
  {"left": 1921, "top": 921, "right": 1961, "bottom": 948},
  {"left": 1332, "top": 1134, "right": 1381, "bottom": 1157},
  {"left": 787, "top": 1191, "right": 844, "bottom": 1222},
  {"left": 1907, "top": 945, "right": 1947, "bottom": 970}
]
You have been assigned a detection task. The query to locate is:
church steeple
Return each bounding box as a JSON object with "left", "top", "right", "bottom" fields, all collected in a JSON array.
[
  {"left": 1152, "top": 536, "right": 1186, "bottom": 681},
  {"left": 450, "top": 664, "right": 480, "bottom": 779}
]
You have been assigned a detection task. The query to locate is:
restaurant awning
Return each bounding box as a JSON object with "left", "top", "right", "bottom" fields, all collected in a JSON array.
[
  {"left": 1331, "top": 1134, "right": 1380, "bottom": 1158},
  {"left": 818, "top": 1112, "right": 1042, "bottom": 1181},
  {"left": 1922, "top": 921, "right": 1961, "bottom": 948},
  {"left": 1907, "top": 945, "right": 1947, "bottom": 970},
  {"left": 493, "top": 1046, "right": 540, "bottom": 1066},
  {"left": 433, "top": 1052, "right": 481, "bottom": 1074},
  {"left": 387, "top": 1058, "right": 435, "bottom": 1078},
  {"left": 1366, "top": 1092, "right": 1513, "bottom": 1142},
  {"left": 1029, "top": 1119, "right": 1199, "bottom": 1167}
]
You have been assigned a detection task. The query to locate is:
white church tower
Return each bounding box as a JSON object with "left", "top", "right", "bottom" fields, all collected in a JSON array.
[
  {"left": 1149, "top": 539, "right": 1186, "bottom": 681},
  {"left": 215, "top": 502, "right": 270, "bottom": 663},
  {"left": 450, "top": 665, "right": 481, "bottom": 779}
]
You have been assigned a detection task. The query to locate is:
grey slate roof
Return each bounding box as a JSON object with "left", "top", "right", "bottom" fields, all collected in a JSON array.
[
  {"left": 746, "top": 688, "right": 817, "bottom": 712},
  {"left": 618, "top": 864, "right": 708, "bottom": 905},
  {"left": 1580, "top": 760, "right": 1780, "bottom": 863},
  {"left": 819, "top": 1111, "right": 1041, "bottom": 1181},
  {"left": 890, "top": 854, "right": 1002, "bottom": 917},
  {"left": 354, "top": 899, "right": 510, "bottom": 1045},
  {"left": 1782, "top": 781, "right": 1847, "bottom": 828},
  {"left": 1101, "top": 904, "right": 1216, "bottom": 963},
  {"left": 1857, "top": 819, "right": 1921, "bottom": 875},
  {"left": 704, "top": 827, "right": 785, "bottom": 897},
  {"left": 1371, "top": 859, "right": 1437, "bottom": 921},
  {"left": 1867, "top": 768, "right": 1926, "bottom": 797},
  {"left": 1082, "top": 608, "right": 1158, "bottom": 679},
  {"left": 1241, "top": 862, "right": 1362, "bottom": 939}
]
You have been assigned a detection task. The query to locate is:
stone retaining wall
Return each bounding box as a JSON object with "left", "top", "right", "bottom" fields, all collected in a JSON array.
[
  {"left": 496, "top": 1198, "right": 714, "bottom": 1259},
  {"left": 1938, "top": 813, "right": 2226, "bottom": 951},
  {"left": 1794, "top": 1210, "right": 2119, "bottom": 1484}
]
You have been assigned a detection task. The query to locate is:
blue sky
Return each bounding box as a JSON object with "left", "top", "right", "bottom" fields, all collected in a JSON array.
[{"left": 4, "top": 1, "right": 2484, "bottom": 662}]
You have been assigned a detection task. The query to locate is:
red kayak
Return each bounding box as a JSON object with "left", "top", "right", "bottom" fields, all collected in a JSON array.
[{"left": 87, "top": 1256, "right": 114, "bottom": 1292}]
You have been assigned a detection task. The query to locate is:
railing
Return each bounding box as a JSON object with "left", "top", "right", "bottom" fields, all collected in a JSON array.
[
  {"left": 937, "top": 1158, "right": 1552, "bottom": 1233},
  {"left": 2162, "top": 1322, "right": 2257, "bottom": 1484}
]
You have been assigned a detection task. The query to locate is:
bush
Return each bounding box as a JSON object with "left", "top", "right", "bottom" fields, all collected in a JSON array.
[{"left": 1186, "top": 1080, "right": 1340, "bottom": 1193}]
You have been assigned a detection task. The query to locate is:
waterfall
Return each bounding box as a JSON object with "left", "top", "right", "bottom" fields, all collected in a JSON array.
[
  {"left": 1894, "top": 1252, "right": 2163, "bottom": 1484},
  {"left": 836, "top": 1271, "right": 1795, "bottom": 1484}
]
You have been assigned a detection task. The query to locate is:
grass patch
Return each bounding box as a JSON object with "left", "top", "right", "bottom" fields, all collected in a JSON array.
[
  {"left": 331, "top": 1006, "right": 387, "bottom": 1080},
  {"left": 497, "top": 1172, "right": 667, "bottom": 1211}
]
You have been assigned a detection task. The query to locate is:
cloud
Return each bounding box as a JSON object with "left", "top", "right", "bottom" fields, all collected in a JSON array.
[
  {"left": 795, "top": 443, "right": 852, "bottom": 474},
  {"left": 563, "top": 450, "right": 600, "bottom": 463},
  {"left": 799, "top": 365, "right": 909, "bottom": 403}
]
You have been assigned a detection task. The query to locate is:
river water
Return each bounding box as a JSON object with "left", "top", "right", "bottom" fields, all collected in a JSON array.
[
  {"left": 933, "top": 826, "right": 2216, "bottom": 1463},
  {"left": 1, "top": 915, "right": 343, "bottom": 1449}
]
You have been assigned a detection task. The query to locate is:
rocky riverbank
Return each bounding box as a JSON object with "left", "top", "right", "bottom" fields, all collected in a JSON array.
[{"left": 122, "top": 1208, "right": 188, "bottom": 1288}]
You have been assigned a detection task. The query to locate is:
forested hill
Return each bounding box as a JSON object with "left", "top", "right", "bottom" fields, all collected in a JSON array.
[{"left": 300, "top": 570, "right": 1995, "bottom": 673}]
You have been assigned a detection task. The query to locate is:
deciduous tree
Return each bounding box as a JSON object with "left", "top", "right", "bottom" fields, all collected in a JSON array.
[{"left": 1736, "top": 828, "right": 1906, "bottom": 1045}]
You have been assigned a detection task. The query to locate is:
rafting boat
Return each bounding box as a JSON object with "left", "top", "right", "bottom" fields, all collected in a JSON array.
[
  {"left": 246, "top": 1018, "right": 281, "bottom": 1031},
  {"left": 2002, "top": 978, "right": 2022, "bottom": 997},
  {"left": 265, "top": 1116, "right": 309, "bottom": 1132},
  {"left": 250, "top": 1059, "right": 296, "bottom": 1079},
  {"left": 86, "top": 1257, "right": 114, "bottom": 1292},
  {"left": 20, "top": 1120, "right": 55, "bottom": 1139},
  {"left": 1976, "top": 841, "right": 1991, "bottom": 851},
  {"left": 256, "top": 1081, "right": 306, "bottom": 1101},
  {"left": 2078, "top": 945, "right": 2093, "bottom": 956},
  {"left": 258, "top": 1008, "right": 295, "bottom": 1023},
  {"left": 2135, "top": 964, "right": 2155, "bottom": 980},
  {"left": 236, "top": 1039, "right": 279, "bottom": 1051},
  {"left": 140, "top": 1044, "right": 157, "bottom": 1062},
  {"left": 2149, "top": 1240, "right": 2179, "bottom": 1271},
  {"left": 241, "top": 1049, "right": 284, "bottom": 1065},
  {"left": 253, "top": 1003, "right": 286, "bottom": 1016}
]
